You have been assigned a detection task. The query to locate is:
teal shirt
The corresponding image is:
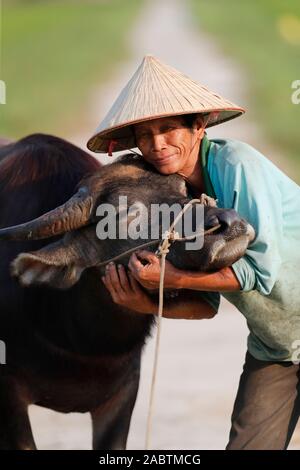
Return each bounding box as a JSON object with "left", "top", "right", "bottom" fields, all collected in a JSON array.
[{"left": 202, "top": 135, "right": 300, "bottom": 362}]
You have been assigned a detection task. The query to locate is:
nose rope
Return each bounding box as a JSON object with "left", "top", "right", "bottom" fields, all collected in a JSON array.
[
  {"left": 95, "top": 197, "right": 219, "bottom": 447},
  {"left": 95, "top": 196, "right": 219, "bottom": 268},
  {"left": 144, "top": 197, "right": 219, "bottom": 450},
  {"left": 106, "top": 113, "right": 220, "bottom": 449}
]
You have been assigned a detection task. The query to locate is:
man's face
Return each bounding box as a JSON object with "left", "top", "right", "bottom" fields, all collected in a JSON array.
[{"left": 134, "top": 116, "right": 202, "bottom": 175}]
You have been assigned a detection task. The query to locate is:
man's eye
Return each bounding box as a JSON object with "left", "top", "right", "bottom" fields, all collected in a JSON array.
[
  {"left": 162, "top": 126, "right": 175, "bottom": 132},
  {"left": 137, "top": 133, "right": 149, "bottom": 139}
]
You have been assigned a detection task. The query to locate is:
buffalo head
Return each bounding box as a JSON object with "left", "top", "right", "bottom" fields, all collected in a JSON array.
[{"left": 0, "top": 154, "right": 255, "bottom": 289}]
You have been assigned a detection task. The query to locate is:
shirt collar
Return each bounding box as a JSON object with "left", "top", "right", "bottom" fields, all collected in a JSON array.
[{"left": 200, "top": 134, "right": 216, "bottom": 199}]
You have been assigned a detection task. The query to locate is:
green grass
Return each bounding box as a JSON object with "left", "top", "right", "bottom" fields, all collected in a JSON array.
[
  {"left": 189, "top": 0, "right": 300, "bottom": 179},
  {"left": 1, "top": 0, "right": 144, "bottom": 139}
]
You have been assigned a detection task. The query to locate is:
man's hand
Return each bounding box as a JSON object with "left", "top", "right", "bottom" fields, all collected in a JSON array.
[
  {"left": 128, "top": 250, "right": 241, "bottom": 292},
  {"left": 101, "top": 259, "right": 217, "bottom": 320},
  {"left": 101, "top": 262, "right": 157, "bottom": 314},
  {"left": 128, "top": 250, "right": 183, "bottom": 290}
]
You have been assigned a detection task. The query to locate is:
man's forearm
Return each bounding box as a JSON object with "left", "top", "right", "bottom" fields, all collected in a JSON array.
[
  {"left": 176, "top": 266, "right": 241, "bottom": 292},
  {"left": 149, "top": 297, "right": 216, "bottom": 319}
]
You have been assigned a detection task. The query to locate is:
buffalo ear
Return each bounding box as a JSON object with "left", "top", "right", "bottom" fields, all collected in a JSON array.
[{"left": 11, "top": 245, "right": 84, "bottom": 290}]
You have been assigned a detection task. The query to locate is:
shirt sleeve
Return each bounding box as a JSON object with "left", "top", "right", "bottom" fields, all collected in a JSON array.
[{"left": 218, "top": 145, "right": 283, "bottom": 295}]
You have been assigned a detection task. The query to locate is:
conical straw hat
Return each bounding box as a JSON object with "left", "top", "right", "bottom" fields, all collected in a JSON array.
[{"left": 87, "top": 55, "right": 245, "bottom": 153}]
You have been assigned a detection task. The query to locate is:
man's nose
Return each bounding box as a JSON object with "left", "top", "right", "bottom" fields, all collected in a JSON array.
[{"left": 152, "top": 133, "right": 166, "bottom": 151}]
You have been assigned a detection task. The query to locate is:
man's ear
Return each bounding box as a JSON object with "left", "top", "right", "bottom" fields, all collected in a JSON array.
[{"left": 193, "top": 115, "right": 205, "bottom": 140}]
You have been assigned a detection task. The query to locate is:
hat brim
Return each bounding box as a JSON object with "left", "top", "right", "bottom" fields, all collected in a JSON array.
[{"left": 87, "top": 108, "right": 244, "bottom": 153}]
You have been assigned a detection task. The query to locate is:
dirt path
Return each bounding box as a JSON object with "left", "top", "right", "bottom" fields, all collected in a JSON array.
[{"left": 29, "top": 0, "right": 299, "bottom": 450}]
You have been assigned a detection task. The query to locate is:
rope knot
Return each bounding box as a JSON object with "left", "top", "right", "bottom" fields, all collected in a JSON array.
[
  {"left": 162, "top": 229, "right": 180, "bottom": 241},
  {"left": 155, "top": 242, "right": 170, "bottom": 257}
]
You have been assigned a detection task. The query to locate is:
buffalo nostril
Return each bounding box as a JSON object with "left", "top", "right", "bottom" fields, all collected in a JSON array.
[{"left": 217, "top": 209, "right": 240, "bottom": 229}]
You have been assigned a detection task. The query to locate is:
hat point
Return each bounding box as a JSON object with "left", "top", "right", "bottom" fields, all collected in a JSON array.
[{"left": 143, "top": 54, "right": 156, "bottom": 64}]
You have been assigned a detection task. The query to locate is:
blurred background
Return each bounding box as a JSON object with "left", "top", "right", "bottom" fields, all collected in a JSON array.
[{"left": 0, "top": 0, "right": 299, "bottom": 450}]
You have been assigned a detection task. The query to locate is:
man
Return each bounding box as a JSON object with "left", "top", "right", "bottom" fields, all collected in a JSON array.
[{"left": 87, "top": 55, "right": 300, "bottom": 449}]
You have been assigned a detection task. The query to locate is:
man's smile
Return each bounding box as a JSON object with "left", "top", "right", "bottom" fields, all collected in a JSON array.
[{"left": 152, "top": 153, "right": 177, "bottom": 164}]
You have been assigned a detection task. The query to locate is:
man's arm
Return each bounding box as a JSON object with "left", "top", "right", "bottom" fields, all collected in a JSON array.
[
  {"left": 102, "top": 262, "right": 218, "bottom": 319},
  {"left": 176, "top": 266, "right": 241, "bottom": 292},
  {"left": 211, "top": 143, "right": 284, "bottom": 295},
  {"left": 152, "top": 293, "right": 217, "bottom": 319},
  {"left": 128, "top": 251, "right": 241, "bottom": 292}
]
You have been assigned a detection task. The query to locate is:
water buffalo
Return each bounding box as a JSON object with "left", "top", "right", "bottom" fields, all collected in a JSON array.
[
  {"left": 0, "top": 133, "right": 254, "bottom": 450},
  {"left": 0, "top": 137, "right": 14, "bottom": 162}
]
